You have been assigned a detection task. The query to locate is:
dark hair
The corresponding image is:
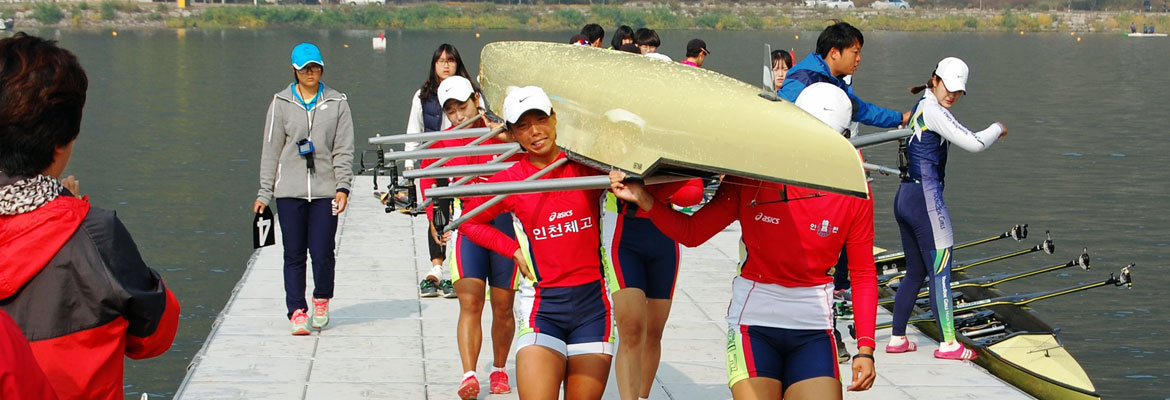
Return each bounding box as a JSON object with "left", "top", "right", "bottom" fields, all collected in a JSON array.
[
  {"left": 771, "top": 49, "right": 793, "bottom": 69},
  {"left": 633, "top": 28, "right": 660, "bottom": 47},
  {"left": 581, "top": 23, "right": 604, "bottom": 44},
  {"left": 815, "top": 22, "right": 864, "bottom": 58},
  {"left": 611, "top": 25, "right": 633, "bottom": 49},
  {"left": 419, "top": 43, "right": 474, "bottom": 101},
  {"left": 618, "top": 43, "right": 641, "bottom": 54},
  {"left": 909, "top": 74, "right": 940, "bottom": 95},
  {"left": 569, "top": 33, "right": 589, "bottom": 45},
  {"left": 0, "top": 33, "right": 88, "bottom": 176},
  {"left": 685, "top": 38, "right": 708, "bottom": 58}
]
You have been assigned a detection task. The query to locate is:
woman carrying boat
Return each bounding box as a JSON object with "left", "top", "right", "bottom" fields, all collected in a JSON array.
[
  {"left": 405, "top": 43, "right": 477, "bottom": 298},
  {"left": 886, "top": 57, "right": 1008, "bottom": 361},
  {"left": 602, "top": 144, "right": 704, "bottom": 399},
  {"left": 608, "top": 83, "right": 878, "bottom": 400},
  {"left": 254, "top": 42, "right": 354, "bottom": 335},
  {"left": 426, "top": 75, "right": 520, "bottom": 399},
  {"left": 459, "top": 86, "right": 615, "bottom": 400}
]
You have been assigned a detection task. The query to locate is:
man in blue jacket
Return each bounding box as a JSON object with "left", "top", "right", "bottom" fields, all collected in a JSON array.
[{"left": 779, "top": 22, "right": 910, "bottom": 130}]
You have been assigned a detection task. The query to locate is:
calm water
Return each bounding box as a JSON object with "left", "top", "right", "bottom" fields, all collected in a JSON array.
[{"left": 10, "top": 28, "right": 1167, "bottom": 399}]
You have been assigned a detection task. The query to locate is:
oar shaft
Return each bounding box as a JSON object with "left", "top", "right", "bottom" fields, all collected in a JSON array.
[
  {"left": 415, "top": 126, "right": 508, "bottom": 171},
  {"left": 415, "top": 146, "right": 523, "bottom": 211},
  {"left": 879, "top": 242, "right": 1045, "bottom": 285},
  {"left": 442, "top": 157, "right": 570, "bottom": 233},
  {"left": 849, "top": 129, "right": 913, "bottom": 149},
  {"left": 876, "top": 254, "right": 1090, "bottom": 305},
  {"left": 383, "top": 143, "right": 520, "bottom": 161},
  {"left": 369, "top": 116, "right": 485, "bottom": 145},
  {"left": 877, "top": 277, "right": 1115, "bottom": 329}
]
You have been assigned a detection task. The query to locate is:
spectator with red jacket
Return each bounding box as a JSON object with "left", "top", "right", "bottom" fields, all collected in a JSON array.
[{"left": 0, "top": 33, "right": 180, "bottom": 400}]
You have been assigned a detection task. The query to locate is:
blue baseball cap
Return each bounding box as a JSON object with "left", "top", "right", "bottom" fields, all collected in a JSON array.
[{"left": 291, "top": 43, "right": 324, "bottom": 70}]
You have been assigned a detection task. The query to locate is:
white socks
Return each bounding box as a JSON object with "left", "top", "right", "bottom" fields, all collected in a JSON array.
[
  {"left": 492, "top": 366, "right": 506, "bottom": 374},
  {"left": 888, "top": 335, "right": 907, "bottom": 347},
  {"left": 939, "top": 340, "right": 961, "bottom": 352},
  {"left": 426, "top": 265, "right": 443, "bottom": 281},
  {"left": 463, "top": 370, "right": 477, "bottom": 380}
]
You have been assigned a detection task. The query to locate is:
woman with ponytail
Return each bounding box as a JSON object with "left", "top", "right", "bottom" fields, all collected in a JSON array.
[{"left": 886, "top": 57, "right": 1008, "bottom": 361}]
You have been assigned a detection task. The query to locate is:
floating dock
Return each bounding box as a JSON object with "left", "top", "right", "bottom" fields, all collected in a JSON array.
[{"left": 176, "top": 175, "right": 1033, "bottom": 399}]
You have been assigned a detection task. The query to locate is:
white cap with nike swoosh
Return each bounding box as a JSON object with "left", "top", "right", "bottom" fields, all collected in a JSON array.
[
  {"left": 437, "top": 75, "right": 476, "bottom": 106},
  {"left": 502, "top": 86, "right": 553, "bottom": 124},
  {"left": 934, "top": 57, "right": 968, "bottom": 93},
  {"left": 794, "top": 82, "right": 852, "bottom": 134}
]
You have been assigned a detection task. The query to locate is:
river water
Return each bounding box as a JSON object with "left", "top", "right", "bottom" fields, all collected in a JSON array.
[{"left": 8, "top": 28, "right": 1167, "bottom": 399}]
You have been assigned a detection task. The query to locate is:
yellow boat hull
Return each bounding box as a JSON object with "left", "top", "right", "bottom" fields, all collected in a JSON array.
[{"left": 478, "top": 41, "right": 869, "bottom": 198}]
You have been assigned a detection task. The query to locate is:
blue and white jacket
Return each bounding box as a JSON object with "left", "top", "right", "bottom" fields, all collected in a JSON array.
[{"left": 778, "top": 52, "right": 902, "bottom": 129}]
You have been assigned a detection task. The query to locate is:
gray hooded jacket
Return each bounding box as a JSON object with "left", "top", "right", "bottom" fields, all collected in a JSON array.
[{"left": 256, "top": 83, "right": 354, "bottom": 204}]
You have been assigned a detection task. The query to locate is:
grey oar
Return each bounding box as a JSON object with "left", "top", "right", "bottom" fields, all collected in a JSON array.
[
  {"left": 403, "top": 163, "right": 515, "bottom": 180},
  {"left": 877, "top": 249, "right": 1091, "bottom": 306},
  {"left": 414, "top": 145, "right": 523, "bottom": 212},
  {"left": 382, "top": 142, "right": 519, "bottom": 162},
  {"left": 849, "top": 129, "right": 913, "bottom": 149},
  {"left": 872, "top": 265, "right": 1133, "bottom": 330},
  {"left": 437, "top": 170, "right": 692, "bottom": 233},
  {"left": 879, "top": 233, "right": 1054, "bottom": 286},
  {"left": 369, "top": 114, "right": 482, "bottom": 146},
  {"left": 440, "top": 157, "right": 570, "bottom": 233},
  {"left": 876, "top": 224, "right": 1029, "bottom": 271}
]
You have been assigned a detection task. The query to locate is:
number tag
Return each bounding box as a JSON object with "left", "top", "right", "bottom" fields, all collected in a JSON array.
[{"left": 253, "top": 207, "right": 276, "bottom": 249}]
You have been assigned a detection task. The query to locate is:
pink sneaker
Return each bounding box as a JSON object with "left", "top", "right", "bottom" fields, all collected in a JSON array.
[
  {"left": 934, "top": 344, "right": 978, "bottom": 360},
  {"left": 289, "top": 309, "right": 310, "bottom": 336},
  {"left": 885, "top": 340, "right": 918, "bottom": 353},
  {"left": 458, "top": 375, "right": 479, "bottom": 399},
  {"left": 489, "top": 370, "right": 511, "bottom": 394}
]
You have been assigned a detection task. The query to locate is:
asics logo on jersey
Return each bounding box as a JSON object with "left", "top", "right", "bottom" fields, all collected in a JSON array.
[
  {"left": 810, "top": 219, "right": 840, "bottom": 237},
  {"left": 549, "top": 210, "right": 573, "bottom": 221},
  {"left": 754, "top": 212, "right": 781, "bottom": 225}
]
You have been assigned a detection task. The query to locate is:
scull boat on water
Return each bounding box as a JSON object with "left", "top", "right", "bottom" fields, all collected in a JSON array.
[{"left": 856, "top": 230, "right": 1132, "bottom": 400}]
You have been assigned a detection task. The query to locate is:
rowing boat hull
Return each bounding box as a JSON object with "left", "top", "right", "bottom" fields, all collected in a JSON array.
[
  {"left": 1124, "top": 32, "right": 1168, "bottom": 37},
  {"left": 877, "top": 268, "right": 1101, "bottom": 399},
  {"left": 477, "top": 41, "right": 869, "bottom": 198}
]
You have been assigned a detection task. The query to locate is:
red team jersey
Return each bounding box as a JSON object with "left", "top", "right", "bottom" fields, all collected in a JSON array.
[
  {"left": 647, "top": 176, "right": 879, "bottom": 349},
  {"left": 458, "top": 153, "right": 605, "bottom": 288}
]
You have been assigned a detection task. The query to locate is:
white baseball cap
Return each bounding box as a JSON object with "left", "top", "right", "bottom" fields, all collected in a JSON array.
[
  {"left": 794, "top": 82, "right": 853, "bottom": 134},
  {"left": 502, "top": 86, "right": 553, "bottom": 124},
  {"left": 437, "top": 76, "right": 475, "bottom": 106},
  {"left": 934, "top": 57, "right": 969, "bottom": 93}
]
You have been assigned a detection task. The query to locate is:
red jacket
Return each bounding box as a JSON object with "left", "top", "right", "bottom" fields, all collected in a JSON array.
[
  {"left": 0, "top": 308, "right": 58, "bottom": 399},
  {"left": 647, "top": 176, "right": 878, "bottom": 349},
  {"left": 0, "top": 174, "right": 180, "bottom": 400}
]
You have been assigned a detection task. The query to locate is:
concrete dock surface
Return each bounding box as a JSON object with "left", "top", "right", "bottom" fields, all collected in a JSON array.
[{"left": 176, "top": 175, "right": 1032, "bottom": 400}]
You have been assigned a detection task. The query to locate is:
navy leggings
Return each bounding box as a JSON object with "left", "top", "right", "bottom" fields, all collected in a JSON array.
[
  {"left": 890, "top": 181, "right": 956, "bottom": 343},
  {"left": 276, "top": 198, "right": 337, "bottom": 318}
]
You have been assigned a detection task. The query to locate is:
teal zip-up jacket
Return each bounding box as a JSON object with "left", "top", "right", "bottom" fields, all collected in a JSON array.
[{"left": 256, "top": 83, "right": 354, "bottom": 205}]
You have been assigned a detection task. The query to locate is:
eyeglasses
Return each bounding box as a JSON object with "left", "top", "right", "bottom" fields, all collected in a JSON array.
[{"left": 296, "top": 65, "right": 323, "bottom": 74}]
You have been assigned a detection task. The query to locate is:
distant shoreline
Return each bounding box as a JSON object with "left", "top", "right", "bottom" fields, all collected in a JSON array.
[{"left": 3, "top": 2, "right": 1167, "bottom": 33}]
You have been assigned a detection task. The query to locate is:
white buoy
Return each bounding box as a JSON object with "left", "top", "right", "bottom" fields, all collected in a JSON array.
[{"left": 372, "top": 32, "right": 387, "bottom": 50}]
